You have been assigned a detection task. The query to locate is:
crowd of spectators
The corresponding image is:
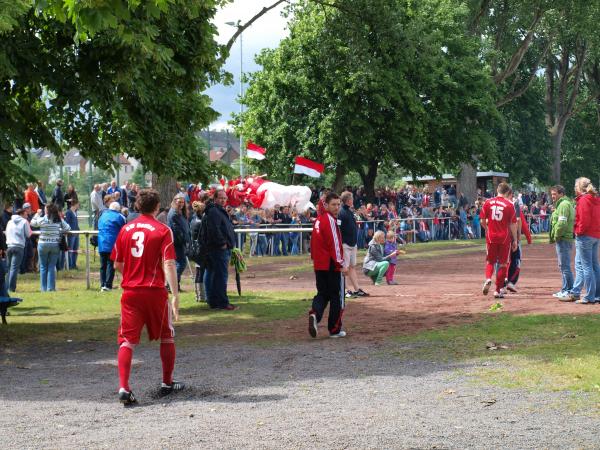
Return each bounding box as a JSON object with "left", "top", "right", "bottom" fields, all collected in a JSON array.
[{"left": 0, "top": 177, "right": 557, "bottom": 299}]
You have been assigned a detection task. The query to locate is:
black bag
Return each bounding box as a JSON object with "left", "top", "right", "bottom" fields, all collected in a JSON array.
[
  {"left": 186, "top": 217, "right": 206, "bottom": 265},
  {"left": 90, "top": 235, "right": 98, "bottom": 247},
  {"left": 59, "top": 234, "right": 69, "bottom": 252}
]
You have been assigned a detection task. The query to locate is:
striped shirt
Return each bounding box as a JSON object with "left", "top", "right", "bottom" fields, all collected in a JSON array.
[{"left": 31, "top": 215, "right": 71, "bottom": 244}]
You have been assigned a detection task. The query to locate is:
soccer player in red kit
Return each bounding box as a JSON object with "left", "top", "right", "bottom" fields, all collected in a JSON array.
[
  {"left": 480, "top": 182, "right": 518, "bottom": 299},
  {"left": 111, "top": 189, "right": 184, "bottom": 405}
]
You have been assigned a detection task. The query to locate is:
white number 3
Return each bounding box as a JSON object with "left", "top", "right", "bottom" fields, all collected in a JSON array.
[
  {"left": 491, "top": 205, "right": 504, "bottom": 221},
  {"left": 131, "top": 231, "right": 145, "bottom": 257}
]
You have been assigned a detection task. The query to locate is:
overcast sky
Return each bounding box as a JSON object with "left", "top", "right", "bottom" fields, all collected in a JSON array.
[{"left": 206, "top": 1, "right": 290, "bottom": 130}]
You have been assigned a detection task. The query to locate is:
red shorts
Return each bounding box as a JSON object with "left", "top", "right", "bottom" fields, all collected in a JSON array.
[
  {"left": 486, "top": 241, "right": 511, "bottom": 265},
  {"left": 118, "top": 288, "right": 174, "bottom": 345}
]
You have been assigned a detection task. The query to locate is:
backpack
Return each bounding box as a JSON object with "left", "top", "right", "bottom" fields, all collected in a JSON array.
[{"left": 187, "top": 215, "right": 208, "bottom": 265}]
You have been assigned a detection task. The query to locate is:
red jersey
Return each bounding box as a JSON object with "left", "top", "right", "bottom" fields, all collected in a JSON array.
[
  {"left": 311, "top": 212, "right": 344, "bottom": 271},
  {"left": 111, "top": 214, "right": 176, "bottom": 290},
  {"left": 480, "top": 196, "right": 516, "bottom": 244}
]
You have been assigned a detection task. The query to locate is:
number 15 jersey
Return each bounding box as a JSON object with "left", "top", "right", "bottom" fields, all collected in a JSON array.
[
  {"left": 480, "top": 196, "right": 517, "bottom": 244},
  {"left": 111, "top": 215, "right": 176, "bottom": 290}
]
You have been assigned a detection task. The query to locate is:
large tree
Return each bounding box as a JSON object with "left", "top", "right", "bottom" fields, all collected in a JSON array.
[
  {"left": 466, "top": 0, "right": 600, "bottom": 187},
  {"left": 1, "top": 0, "right": 229, "bottom": 198},
  {"left": 236, "top": 0, "right": 499, "bottom": 199}
]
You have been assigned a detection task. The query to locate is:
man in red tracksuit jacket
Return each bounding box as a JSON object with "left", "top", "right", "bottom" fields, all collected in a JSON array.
[{"left": 308, "top": 192, "right": 348, "bottom": 338}]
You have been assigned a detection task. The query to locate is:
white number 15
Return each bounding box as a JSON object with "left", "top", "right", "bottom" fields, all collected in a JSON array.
[{"left": 491, "top": 205, "right": 504, "bottom": 221}]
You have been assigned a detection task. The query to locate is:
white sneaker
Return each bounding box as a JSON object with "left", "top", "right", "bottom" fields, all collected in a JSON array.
[
  {"left": 482, "top": 279, "right": 492, "bottom": 295},
  {"left": 494, "top": 291, "right": 504, "bottom": 299},
  {"left": 330, "top": 330, "right": 347, "bottom": 338},
  {"left": 552, "top": 291, "right": 564, "bottom": 298},
  {"left": 506, "top": 282, "right": 518, "bottom": 293},
  {"left": 100, "top": 286, "right": 111, "bottom": 292},
  {"left": 308, "top": 314, "right": 318, "bottom": 338}
]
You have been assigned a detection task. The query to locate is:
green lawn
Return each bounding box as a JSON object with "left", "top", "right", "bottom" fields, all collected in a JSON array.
[
  {"left": 391, "top": 313, "right": 600, "bottom": 405},
  {"left": 0, "top": 267, "right": 310, "bottom": 345}
]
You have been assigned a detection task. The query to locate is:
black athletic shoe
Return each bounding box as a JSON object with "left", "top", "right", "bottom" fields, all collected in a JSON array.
[
  {"left": 355, "top": 289, "right": 370, "bottom": 297},
  {"left": 118, "top": 388, "right": 137, "bottom": 405},
  {"left": 160, "top": 380, "right": 185, "bottom": 397},
  {"left": 308, "top": 313, "right": 318, "bottom": 338}
]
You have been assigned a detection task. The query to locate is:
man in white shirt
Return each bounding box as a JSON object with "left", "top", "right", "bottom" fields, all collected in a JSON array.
[{"left": 90, "top": 184, "right": 104, "bottom": 229}]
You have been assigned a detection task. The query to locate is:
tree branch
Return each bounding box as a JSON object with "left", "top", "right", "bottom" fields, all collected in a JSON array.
[
  {"left": 493, "top": 8, "right": 544, "bottom": 85},
  {"left": 565, "top": 40, "right": 588, "bottom": 117},
  {"left": 469, "top": 0, "right": 492, "bottom": 34},
  {"left": 568, "top": 91, "right": 600, "bottom": 119},
  {"left": 496, "top": 38, "right": 551, "bottom": 107},
  {"left": 221, "top": 0, "right": 289, "bottom": 58}
]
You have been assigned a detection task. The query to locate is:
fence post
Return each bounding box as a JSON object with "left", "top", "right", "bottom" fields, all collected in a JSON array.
[
  {"left": 85, "top": 232, "right": 90, "bottom": 290},
  {"left": 412, "top": 219, "right": 417, "bottom": 243}
]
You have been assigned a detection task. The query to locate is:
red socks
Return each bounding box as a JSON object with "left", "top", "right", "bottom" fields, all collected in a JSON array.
[
  {"left": 118, "top": 342, "right": 176, "bottom": 390},
  {"left": 160, "top": 342, "right": 176, "bottom": 385},
  {"left": 117, "top": 345, "right": 133, "bottom": 391},
  {"left": 485, "top": 263, "right": 494, "bottom": 280},
  {"left": 496, "top": 265, "right": 507, "bottom": 292}
]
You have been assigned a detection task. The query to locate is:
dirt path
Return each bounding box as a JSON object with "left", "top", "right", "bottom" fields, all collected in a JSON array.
[
  {"left": 194, "top": 242, "right": 593, "bottom": 342},
  {"left": 2, "top": 243, "right": 600, "bottom": 449}
]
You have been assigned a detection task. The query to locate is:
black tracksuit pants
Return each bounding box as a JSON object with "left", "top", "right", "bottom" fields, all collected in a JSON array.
[
  {"left": 311, "top": 269, "right": 345, "bottom": 335},
  {"left": 507, "top": 244, "right": 521, "bottom": 285}
]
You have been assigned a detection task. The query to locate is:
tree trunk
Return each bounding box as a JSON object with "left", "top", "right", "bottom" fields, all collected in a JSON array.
[
  {"left": 359, "top": 159, "right": 378, "bottom": 202},
  {"left": 331, "top": 165, "right": 346, "bottom": 193},
  {"left": 457, "top": 162, "right": 478, "bottom": 205},
  {"left": 550, "top": 122, "right": 567, "bottom": 184},
  {"left": 151, "top": 174, "right": 178, "bottom": 209}
]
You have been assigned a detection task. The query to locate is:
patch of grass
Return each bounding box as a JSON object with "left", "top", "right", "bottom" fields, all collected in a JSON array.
[
  {"left": 1, "top": 270, "right": 309, "bottom": 345},
  {"left": 391, "top": 314, "right": 600, "bottom": 400}
]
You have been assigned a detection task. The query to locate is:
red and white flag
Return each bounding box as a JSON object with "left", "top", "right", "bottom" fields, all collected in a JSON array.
[
  {"left": 246, "top": 141, "right": 266, "bottom": 160},
  {"left": 294, "top": 156, "right": 324, "bottom": 178}
]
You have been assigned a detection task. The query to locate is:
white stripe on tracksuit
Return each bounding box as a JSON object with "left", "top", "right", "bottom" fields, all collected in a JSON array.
[{"left": 327, "top": 215, "right": 343, "bottom": 266}]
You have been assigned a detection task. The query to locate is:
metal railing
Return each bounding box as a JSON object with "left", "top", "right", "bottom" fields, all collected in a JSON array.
[{"left": 19, "top": 212, "right": 550, "bottom": 290}]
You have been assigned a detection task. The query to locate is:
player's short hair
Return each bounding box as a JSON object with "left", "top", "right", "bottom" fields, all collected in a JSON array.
[
  {"left": 324, "top": 192, "right": 340, "bottom": 204},
  {"left": 551, "top": 185, "right": 566, "bottom": 195},
  {"left": 213, "top": 189, "right": 227, "bottom": 200},
  {"left": 135, "top": 189, "right": 161, "bottom": 214},
  {"left": 340, "top": 191, "right": 353, "bottom": 204},
  {"left": 497, "top": 182, "right": 512, "bottom": 195}
]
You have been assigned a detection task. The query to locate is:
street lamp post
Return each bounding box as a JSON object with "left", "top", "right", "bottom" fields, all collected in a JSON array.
[{"left": 226, "top": 20, "right": 244, "bottom": 178}]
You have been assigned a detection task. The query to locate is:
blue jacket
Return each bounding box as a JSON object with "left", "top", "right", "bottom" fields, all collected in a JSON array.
[
  {"left": 97, "top": 209, "right": 125, "bottom": 253},
  {"left": 65, "top": 209, "right": 80, "bottom": 231}
]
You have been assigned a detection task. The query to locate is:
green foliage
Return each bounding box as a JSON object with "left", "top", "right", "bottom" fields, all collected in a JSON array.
[
  {"left": 236, "top": 0, "right": 499, "bottom": 194},
  {"left": 15, "top": 151, "right": 56, "bottom": 188},
  {"left": 1, "top": 0, "right": 229, "bottom": 196},
  {"left": 130, "top": 164, "right": 147, "bottom": 187},
  {"left": 561, "top": 94, "right": 600, "bottom": 189},
  {"left": 494, "top": 81, "right": 552, "bottom": 187}
]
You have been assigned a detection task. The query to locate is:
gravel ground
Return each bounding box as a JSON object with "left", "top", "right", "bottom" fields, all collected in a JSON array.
[{"left": 1, "top": 338, "right": 599, "bottom": 449}]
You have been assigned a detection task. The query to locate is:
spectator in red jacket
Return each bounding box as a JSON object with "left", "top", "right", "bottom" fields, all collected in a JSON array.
[
  {"left": 570, "top": 178, "right": 600, "bottom": 303},
  {"left": 308, "top": 192, "right": 348, "bottom": 339}
]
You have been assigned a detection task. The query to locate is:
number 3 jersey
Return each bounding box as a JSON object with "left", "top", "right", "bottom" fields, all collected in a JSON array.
[
  {"left": 111, "top": 215, "right": 176, "bottom": 290},
  {"left": 480, "top": 196, "right": 517, "bottom": 244}
]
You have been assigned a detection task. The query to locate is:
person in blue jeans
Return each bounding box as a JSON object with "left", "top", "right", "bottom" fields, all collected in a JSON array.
[
  {"left": 289, "top": 210, "right": 300, "bottom": 255},
  {"left": 5, "top": 208, "right": 32, "bottom": 292},
  {"left": 97, "top": 202, "right": 126, "bottom": 292},
  {"left": 550, "top": 186, "right": 575, "bottom": 300},
  {"left": 31, "top": 203, "right": 71, "bottom": 292},
  {"left": 569, "top": 178, "right": 600, "bottom": 303},
  {"left": 65, "top": 200, "right": 80, "bottom": 269},
  {"left": 203, "top": 190, "right": 237, "bottom": 310}
]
